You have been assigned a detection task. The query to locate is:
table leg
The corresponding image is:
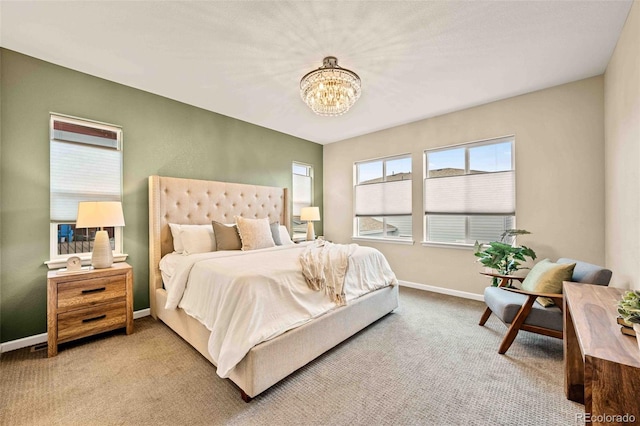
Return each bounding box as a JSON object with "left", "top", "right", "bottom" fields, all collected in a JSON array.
[{"left": 564, "top": 299, "right": 584, "bottom": 403}]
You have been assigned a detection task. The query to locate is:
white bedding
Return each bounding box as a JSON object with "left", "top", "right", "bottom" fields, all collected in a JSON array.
[{"left": 163, "top": 243, "right": 397, "bottom": 378}]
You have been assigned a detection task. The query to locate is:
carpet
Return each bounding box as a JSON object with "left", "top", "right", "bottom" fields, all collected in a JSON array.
[{"left": 0, "top": 287, "right": 583, "bottom": 425}]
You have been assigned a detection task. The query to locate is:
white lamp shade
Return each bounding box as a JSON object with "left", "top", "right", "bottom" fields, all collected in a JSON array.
[
  {"left": 300, "top": 206, "right": 320, "bottom": 221},
  {"left": 76, "top": 201, "right": 125, "bottom": 228}
]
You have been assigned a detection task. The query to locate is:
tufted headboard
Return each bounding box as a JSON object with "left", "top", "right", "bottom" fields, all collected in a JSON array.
[{"left": 148, "top": 175, "right": 289, "bottom": 317}]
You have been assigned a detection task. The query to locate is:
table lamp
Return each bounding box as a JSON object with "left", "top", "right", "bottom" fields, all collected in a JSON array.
[
  {"left": 76, "top": 201, "right": 125, "bottom": 269},
  {"left": 300, "top": 206, "right": 320, "bottom": 241}
]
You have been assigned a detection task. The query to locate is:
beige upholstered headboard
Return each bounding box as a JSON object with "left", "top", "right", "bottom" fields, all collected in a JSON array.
[{"left": 148, "top": 175, "right": 289, "bottom": 317}]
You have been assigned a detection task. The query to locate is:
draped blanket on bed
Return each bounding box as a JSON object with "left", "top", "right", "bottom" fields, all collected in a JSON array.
[
  {"left": 164, "top": 243, "right": 397, "bottom": 378},
  {"left": 300, "top": 241, "right": 358, "bottom": 306}
]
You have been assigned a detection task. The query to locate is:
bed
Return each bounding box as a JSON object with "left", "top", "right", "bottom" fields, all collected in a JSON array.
[{"left": 148, "top": 175, "right": 399, "bottom": 401}]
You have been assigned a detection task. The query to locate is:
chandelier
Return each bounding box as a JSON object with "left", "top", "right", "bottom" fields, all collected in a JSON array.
[{"left": 300, "top": 56, "right": 361, "bottom": 116}]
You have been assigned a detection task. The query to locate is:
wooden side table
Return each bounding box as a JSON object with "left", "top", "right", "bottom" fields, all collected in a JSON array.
[
  {"left": 564, "top": 283, "right": 640, "bottom": 424},
  {"left": 479, "top": 271, "right": 525, "bottom": 288},
  {"left": 47, "top": 262, "right": 133, "bottom": 357}
]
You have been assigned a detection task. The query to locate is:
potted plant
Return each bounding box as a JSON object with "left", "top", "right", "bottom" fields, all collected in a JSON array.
[
  {"left": 617, "top": 290, "right": 640, "bottom": 346},
  {"left": 474, "top": 229, "right": 537, "bottom": 286}
]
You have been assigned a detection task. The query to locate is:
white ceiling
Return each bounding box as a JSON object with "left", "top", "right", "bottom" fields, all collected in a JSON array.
[{"left": 0, "top": 1, "right": 633, "bottom": 144}]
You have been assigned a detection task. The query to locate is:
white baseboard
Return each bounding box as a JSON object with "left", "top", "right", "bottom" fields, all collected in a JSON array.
[
  {"left": 398, "top": 280, "right": 484, "bottom": 302},
  {"left": 0, "top": 308, "right": 152, "bottom": 354},
  {"left": 134, "top": 308, "right": 151, "bottom": 319},
  {"left": 0, "top": 332, "right": 48, "bottom": 354}
]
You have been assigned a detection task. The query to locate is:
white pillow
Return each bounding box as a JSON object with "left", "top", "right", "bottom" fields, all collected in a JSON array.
[
  {"left": 168, "top": 223, "right": 185, "bottom": 253},
  {"left": 180, "top": 225, "right": 216, "bottom": 255},
  {"left": 235, "top": 216, "right": 275, "bottom": 251},
  {"left": 279, "top": 225, "right": 295, "bottom": 246},
  {"left": 169, "top": 224, "right": 216, "bottom": 254}
]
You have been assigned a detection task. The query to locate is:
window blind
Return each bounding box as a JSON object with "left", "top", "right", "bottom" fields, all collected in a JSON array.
[
  {"left": 355, "top": 179, "right": 412, "bottom": 217},
  {"left": 50, "top": 119, "right": 122, "bottom": 222},
  {"left": 424, "top": 171, "right": 515, "bottom": 215},
  {"left": 427, "top": 215, "right": 466, "bottom": 243},
  {"left": 292, "top": 173, "right": 312, "bottom": 216}
]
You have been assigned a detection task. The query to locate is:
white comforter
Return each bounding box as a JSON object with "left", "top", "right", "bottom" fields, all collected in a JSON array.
[{"left": 163, "top": 243, "right": 397, "bottom": 378}]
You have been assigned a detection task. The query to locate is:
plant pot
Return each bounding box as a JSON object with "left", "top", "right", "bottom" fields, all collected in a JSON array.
[{"left": 634, "top": 324, "right": 640, "bottom": 351}]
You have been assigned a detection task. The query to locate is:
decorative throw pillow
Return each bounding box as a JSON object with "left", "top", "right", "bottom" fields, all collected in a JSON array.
[
  {"left": 270, "top": 221, "right": 282, "bottom": 246},
  {"left": 235, "top": 216, "right": 276, "bottom": 251},
  {"left": 180, "top": 225, "right": 216, "bottom": 255},
  {"left": 522, "top": 259, "right": 576, "bottom": 307},
  {"left": 212, "top": 221, "right": 242, "bottom": 251}
]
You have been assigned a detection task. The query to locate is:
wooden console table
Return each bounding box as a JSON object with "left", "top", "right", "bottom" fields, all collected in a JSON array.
[{"left": 564, "top": 283, "right": 640, "bottom": 424}]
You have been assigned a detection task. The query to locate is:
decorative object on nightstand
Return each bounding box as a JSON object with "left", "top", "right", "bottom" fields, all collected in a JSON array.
[
  {"left": 300, "top": 206, "right": 320, "bottom": 241},
  {"left": 56, "top": 256, "right": 90, "bottom": 276},
  {"left": 47, "top": 262, "right": 133, "bottom": 357},
  {"left": 76, "top": 201, "right": 125, "bottom": 269},
  {"left": 66, "top": 256, "right": 82, "bottom": 272}
]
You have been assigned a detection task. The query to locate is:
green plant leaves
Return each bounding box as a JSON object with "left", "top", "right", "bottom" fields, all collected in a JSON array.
[
  {"left": 474, "top": 237, "right": 537, "bottom": 279},
  {"left": 618, "top": 290, "right": 640, "bottom": 324}
]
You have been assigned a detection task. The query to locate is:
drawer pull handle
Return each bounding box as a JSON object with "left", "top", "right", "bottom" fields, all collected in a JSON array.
[
  {"left": 82, "top": 314, "right": 106, "bottom": 323},
  {"left": 82, "top": 287, "right": 106, "bottom": 294}
]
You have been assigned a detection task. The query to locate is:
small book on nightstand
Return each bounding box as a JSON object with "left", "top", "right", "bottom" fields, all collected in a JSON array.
[{"left": 56, "top": 266, "right": 94, "bottom": 275}]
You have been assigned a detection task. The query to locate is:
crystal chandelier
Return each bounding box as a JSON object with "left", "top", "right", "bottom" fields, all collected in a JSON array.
[{"left": 300, "top": 56, "right": 361, "bottom": 116}]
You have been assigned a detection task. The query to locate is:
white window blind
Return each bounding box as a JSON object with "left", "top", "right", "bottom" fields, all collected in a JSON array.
[
  {"left": 424, "top": 171, "right": 515, "bottom": 215},
  {"left": 424, "top": 136, "right": 515, "bottom": 245},
  {"left": 355, "top": 180, "right": 412, "bottom": 216},
  {"left": 292, "top": 167, "right": 312, "bottom": 216},
  {"left": 427, "top": 215, "right": 515, "bottom": 245},
  {"left": 469, "top": 216, "right": 515, "bottom": 242},
  {"left": 50, "top": 115, "right": 122, "bottom": 222}
]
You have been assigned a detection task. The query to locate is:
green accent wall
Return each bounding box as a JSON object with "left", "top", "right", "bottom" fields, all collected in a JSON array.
[{"left": 0, "top": 49, "right": 323, "bottom": 343}]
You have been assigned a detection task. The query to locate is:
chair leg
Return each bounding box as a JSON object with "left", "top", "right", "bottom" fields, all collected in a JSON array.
[
  {"left": 498, "top": 295, "right": 537, "bottom": 354},
  {"left": 479, "top": 307, "right": 493, "bottom": 326}
]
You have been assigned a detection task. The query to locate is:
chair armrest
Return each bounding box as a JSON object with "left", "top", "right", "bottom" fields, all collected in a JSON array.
[
  {"left": 501, "top": 287, "right": 564, "bottom": 300},
  {"left": 480, "top": 272, "right": 526, "bottom": 282}
]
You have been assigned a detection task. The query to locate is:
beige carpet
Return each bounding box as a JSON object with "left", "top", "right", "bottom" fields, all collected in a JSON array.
[{"left": 0, "top": 287, "right": 583, "bottom": 425}]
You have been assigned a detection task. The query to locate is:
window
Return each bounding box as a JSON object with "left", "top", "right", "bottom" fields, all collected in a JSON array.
[
  {"left": 424, "top": 136, "right": 515, "bottom": 245},
  {"left": 49, "top": 114, "right": 123, "bottom": 264},
  {"left": 292, "top": 162, "right": 313, "bottom": 236},
  {"left": 354, "top": 154, "right": 412, "bottom": 241}
]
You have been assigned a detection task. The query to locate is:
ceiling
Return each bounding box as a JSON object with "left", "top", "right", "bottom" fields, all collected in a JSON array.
[{"left": 0, "top": 1, "right": 633, "bottom": 144}]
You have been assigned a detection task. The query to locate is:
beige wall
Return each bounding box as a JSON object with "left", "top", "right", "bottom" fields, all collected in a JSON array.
[
  {"left": 324, "top": 77, "right": 605, "bottom": 296},
  {"left": 605, "top": 1, "right": 640, "bottom": 291}
]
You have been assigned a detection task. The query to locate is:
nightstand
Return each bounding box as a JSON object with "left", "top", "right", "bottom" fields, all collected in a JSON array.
[{"left": 47, "top": 262, "right": 133, "bottom": 357}]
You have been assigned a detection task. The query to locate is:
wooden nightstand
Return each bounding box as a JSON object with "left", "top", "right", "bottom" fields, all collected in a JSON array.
[{"left": 47, "top": 262, "right": 133, "bottom": 357}]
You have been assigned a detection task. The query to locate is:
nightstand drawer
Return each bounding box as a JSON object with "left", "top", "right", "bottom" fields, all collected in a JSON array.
[
  {"left": 57, "top": 300, "right": 127, "bottom": 344},
  {"left": 57, "top": 275, "right": 126, "bottom": 311}
]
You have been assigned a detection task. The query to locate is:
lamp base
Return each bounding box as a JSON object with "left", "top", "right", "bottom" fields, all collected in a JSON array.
[
  {"left": 91, "top": 230, "right": 114, "bottom": 269},
  {"left": 306, "top": 221, "right": 316, "bottom": 241}
]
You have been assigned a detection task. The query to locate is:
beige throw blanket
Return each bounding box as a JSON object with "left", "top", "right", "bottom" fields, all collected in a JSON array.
[{"left": 300, "top": 240, "right": 358, "bottom": 306}]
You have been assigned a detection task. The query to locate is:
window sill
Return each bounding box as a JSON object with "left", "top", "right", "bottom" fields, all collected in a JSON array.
[
  {"left": 421, "top": 241, "right": 475, "bottom": 250},
  {"left": 45, "top": 253, "right": 128, "bottom": 270},
  {"left": 352, "top": 237, "right": 414, "bottom": 246}
]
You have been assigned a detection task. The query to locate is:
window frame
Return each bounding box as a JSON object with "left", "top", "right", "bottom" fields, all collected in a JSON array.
[
  {"left": 353, "top": 153, "right": 414, "bottom": 244},
  {"left": 292, "top": 161, "right": 314, "bottom": 239},
  {"left": 422, "top": 136, "right": 515, "bottom": 248},
  {"left": 46, "top": 113, "right": 126, "bottom": 269}
]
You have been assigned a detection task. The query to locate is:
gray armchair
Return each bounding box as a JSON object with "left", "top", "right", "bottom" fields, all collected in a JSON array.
[{"left": 479, "top": 258, "right": 612, "bottom": 354}]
